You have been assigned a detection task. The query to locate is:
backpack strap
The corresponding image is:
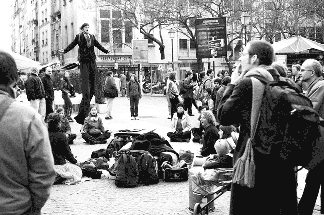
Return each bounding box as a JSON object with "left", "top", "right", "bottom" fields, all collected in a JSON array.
[
  {"left": 250, "top": 77, "right": 265, "bottom": 139},
  {"left": 0, "top": 96, "right": 14, "bottom": 122}
]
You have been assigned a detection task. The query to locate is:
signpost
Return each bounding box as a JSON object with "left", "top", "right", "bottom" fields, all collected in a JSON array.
[{"left": 195, "top": 17, "right": 227, "bottom": 58}]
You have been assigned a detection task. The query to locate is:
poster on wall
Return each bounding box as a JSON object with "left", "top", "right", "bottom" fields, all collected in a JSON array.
[
  {"left": 275, "top": 55, "right": 287, "bottom": 65},
  {"left": 195, "top": 17, "right": 227, "bottom": 58},
  {"left": 132, "top": 39, "right": 148, "bottom": 64}
]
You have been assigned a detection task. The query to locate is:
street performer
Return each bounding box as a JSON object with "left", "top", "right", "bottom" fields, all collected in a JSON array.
[{"left": 59, "top": 23, "right": 110, "bottom": 124}]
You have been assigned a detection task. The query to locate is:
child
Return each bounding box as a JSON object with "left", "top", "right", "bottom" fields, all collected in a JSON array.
[
  {"left": 81, "top": 106, "right": 111, "bottom": 145},
  {"left": 56, "top": 107, "right": 76, "bottom": 145}
]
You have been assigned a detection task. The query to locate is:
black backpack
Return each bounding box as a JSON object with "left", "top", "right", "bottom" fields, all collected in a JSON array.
[
  {"left": 253, "top": 78, "right": 321, "bottom": 168},
  {"left": 136, "top": 151, "right": 159, "bottom": 185},
  {"left": 115, "top": 153, "right": 139, "bottom": 188}
]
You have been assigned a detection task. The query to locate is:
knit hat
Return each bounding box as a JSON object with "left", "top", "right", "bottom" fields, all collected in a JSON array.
[{"left": 80, "top": 23, "right": 89, "bottom": 30}]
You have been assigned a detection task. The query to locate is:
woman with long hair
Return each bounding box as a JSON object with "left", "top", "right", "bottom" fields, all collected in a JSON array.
[
  {"left": 60, "top": 71, "right": 73, "bottom": 122},
  {"left": 199, "top": 110, "right": 219, "bottom": 157}
]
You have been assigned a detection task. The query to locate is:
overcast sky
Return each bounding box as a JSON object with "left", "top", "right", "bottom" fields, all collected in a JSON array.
[{"left": 0, "top": 0, "right": 14, "bottom": 51}]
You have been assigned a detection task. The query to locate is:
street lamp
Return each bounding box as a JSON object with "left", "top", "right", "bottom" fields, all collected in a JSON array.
[
  {"left": 168, "top": 28, "right": 176, "bottom": 71},
  {"left": 241, "top": 12, "right": 251, "bottom": 46}
]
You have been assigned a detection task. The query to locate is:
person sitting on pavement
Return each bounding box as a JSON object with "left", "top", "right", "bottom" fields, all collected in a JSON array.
[
  {"left": 81, "top": 106, "right": 111, "bottom": 145},
  {"left": 191, "top": 105, "right": 209, "bottom": 143},
  {"left": 56, "top": 107, "right": 76, "bottom": 145},
  {"left": 167, "top": 103, "right": 192, "bottom": 142},
  {"left": 47, "top": 113, "right": 81, "bottom": 184},
  {"left": 199, "top": 110, "right": 219, "bottom": 157}
]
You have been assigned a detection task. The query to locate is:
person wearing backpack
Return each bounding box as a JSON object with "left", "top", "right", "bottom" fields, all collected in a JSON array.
[
  {"left": 218, "top": 40, "right": 298, "bottom": 215},
  {"left": 298, "top": 59, "right": 324, "bottom": 215}
]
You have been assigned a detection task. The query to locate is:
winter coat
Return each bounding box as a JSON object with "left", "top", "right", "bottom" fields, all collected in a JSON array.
[
  {"left": 0, "top": 89, "right": 55, "bottom": 214},
  {"left": 182, "top": 79, "right": 194, "bottom": 98},
  {"left": 64, "top": 33, "right": 109, "bottom": 62},
  {"left": 171, "top": 113, "right": 191, "bottom": 132},
  {"left": 104, "top": 76, "right": 118, "bottom": 98},
  {"left": 217, "top": 66, "right": 298, "bottom": 215},
  {"left": 49, "top": 132, "right": 77, "bottom": 165},
  {"left": 41, "top": 74, "right": 54, "bottom": 100},
  {"left": 127, "top": 80, "right": 141, "bottom": 97},
  {"left": 305, "top": 77, "right": 324, "bottom": 119},
  {"left": 60, "top": 77, "right": 71, "bottom": 95},
  {"left": 25, "top": 73, "right": 46, "bottom": 101},
  {"left": 82, "top": 115, "right": 105, "bottom": 135}
]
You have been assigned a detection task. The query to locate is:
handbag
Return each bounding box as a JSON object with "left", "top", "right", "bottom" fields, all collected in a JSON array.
[{"left": 232, "top": 77, "right": 264, "bottom": 188}]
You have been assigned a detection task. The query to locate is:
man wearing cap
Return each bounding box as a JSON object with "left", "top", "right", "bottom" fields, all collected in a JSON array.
[{"left": 59, "top": 23, "right": 110, "bottom": 124}]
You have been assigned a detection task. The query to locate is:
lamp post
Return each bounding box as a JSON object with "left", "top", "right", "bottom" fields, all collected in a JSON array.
[
  {"left": 241, "top": 12, "right": 251, "bottom": 46},
  {"left": 168, "top": 28, "right": 175, "bottom": 71}
]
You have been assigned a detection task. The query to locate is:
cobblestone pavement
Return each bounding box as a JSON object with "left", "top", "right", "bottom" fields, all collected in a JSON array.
[{"left": 40, "top": 94, "right": 321, "bottom": 215}]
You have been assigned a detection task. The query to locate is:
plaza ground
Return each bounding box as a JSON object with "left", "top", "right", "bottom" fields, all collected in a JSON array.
[{"left": 16, "top": 93, "right": 321, "bottom": 215}]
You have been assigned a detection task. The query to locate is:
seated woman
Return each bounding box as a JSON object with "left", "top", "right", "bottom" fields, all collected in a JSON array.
[
  {"left": 56, "top": 107, "right": 76, "bottom": 145},
  {"left": 81, "top": 106, "right": 111, "bottom": 145},
  {"left": 200, "top": 88, "right": 214, "bottom": 111},
  {"left": 47, "top": 113, "right": 81, "bottom": 184},
  {"left": 199, "top": 110, "right": 220, "bottom": 157},
  {"left": 167, "top": 103, "right": 192, "bottom": 142},
  {"left": 203, "top": 125, "right": 237, "bottom": 169}
]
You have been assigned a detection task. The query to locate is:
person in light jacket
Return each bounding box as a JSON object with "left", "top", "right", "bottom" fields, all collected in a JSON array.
[
  {"left": 167, "top": 103, "right": 192, "bottom": 142},
  {"left": 0, "top": 50, "right": 56, "bottom": 215}
]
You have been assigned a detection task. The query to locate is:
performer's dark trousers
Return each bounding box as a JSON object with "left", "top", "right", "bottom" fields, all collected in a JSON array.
[
  {"left": 75, "top": 60, "right": 97, "bottom": 124},
  {"left": 45, "top": 98, "right": 54, "bottom": 120},
  {"left": 298, "top": 161, "right": 324, "bottom": 214}
]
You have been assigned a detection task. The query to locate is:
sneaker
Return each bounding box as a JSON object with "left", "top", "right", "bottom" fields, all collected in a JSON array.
[
  {"left": 105, "top": 116, "right": 111, "bottom": 120},
  {"left": 135, "top": 117, "right": 139, "bottom": 120},
  {"left": 131, "top": 117, "right": 135, "bottom": 120}
]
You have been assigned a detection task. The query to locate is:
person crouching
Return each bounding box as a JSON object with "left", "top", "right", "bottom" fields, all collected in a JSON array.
[{"left": 81, "top": 106, "right": 111, "bottom": 144}]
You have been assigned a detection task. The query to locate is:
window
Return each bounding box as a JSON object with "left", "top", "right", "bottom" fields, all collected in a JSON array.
[
  {"left": 144, "top": 34, "right": 153, "bottom": 44},
  {"left": 65, "top": 25, "right": 68, "bottom": 44},
  {"left": 112, "top": 10, "right": 122, "bottom": 19},
  {"left": 45, "top": 9, "right": 47, "bottom": 23},
  {"left": 179, "top": 39, "right": 187, "bottom": 49},
  {"left": 190, "top": 39, "right": 196, "bottom": 49},
  {"left": 101, "top": 20, "right": 110, "bottom": 42},
  {"left": 42, "top": 32, "right": 44, "bottom": 45},
  {"left": 113, "top": 29, "right": 122, "bottom": 48},
  {"left": 100, "top": 10, "right": 110, "bottom": 18},
  {"left": 112, "top": 19, "right": 122, "bottom": 28},
  {"left": 42, "top": 11, "right": 44, "bottom": 25},
  {"left": 45, "top": 30, "right": 48, "bottom": 45},
  {"left": 71, "top": 23, "right": 74, "bottom": 40},
  {"left": 125, "top": 21, "right": 133, "bottom": 43},
  {"left": 188, "top": 18, "right": 195, "bottom": 27}
]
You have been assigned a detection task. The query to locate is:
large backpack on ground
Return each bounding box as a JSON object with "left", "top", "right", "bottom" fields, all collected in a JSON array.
[
  {"left": 135, "top": 151, "right": 159, "bottom": 185},
  {"left": 253, "top": 78, "right": 321, "bottom": 168},
  {"left": 115, "top": 153, "right": 139, "bottom": 188},
  {"left": 106, "top": 135, "right": 132, "bottom": 159}
]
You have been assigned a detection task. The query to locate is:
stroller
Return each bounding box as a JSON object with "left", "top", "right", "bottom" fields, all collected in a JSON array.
[{"left": 191, "top": 168, "right": 233, "bottom": 215}]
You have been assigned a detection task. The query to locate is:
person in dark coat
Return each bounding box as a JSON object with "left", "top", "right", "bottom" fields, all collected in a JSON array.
[
  {"left": 25, "top": 67, "right": 46, "bottom": 121},
  {"left": 127, "top": 73, "right": 142, "bottom": 120},
  {"left": 47, "top": 113, "right": 77, "bottom": 165},
  {"left": 199, "top": 110, "right": 219, "bottom": 157},
  {"left": 181, "top": 71, "right": 196, "bottom": 116},
  {"left": 217, "top": 40, "right": 298, "bottom": 215},
  {"left": 41, "top": 67, "right": 54, "bottom": 121},
  {"left": 59, "top": 23, "right": 110, "bottom": 125},
  {"left": 104, "top": 71, "right": 118, "bottom": 119}
]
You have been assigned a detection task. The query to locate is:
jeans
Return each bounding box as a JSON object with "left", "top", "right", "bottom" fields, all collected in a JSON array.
[
  {"left": 130, "top": 95, "right": 139, "bottom": 117},
  {"left": 29, "top": 98, "right": 46, "bottom": 120},
  {"left": 106, "top": 98, "right": 114, "bottom": 117},
  {"left": 62, "top": 92, "right": 72, "bottom": 117}
]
